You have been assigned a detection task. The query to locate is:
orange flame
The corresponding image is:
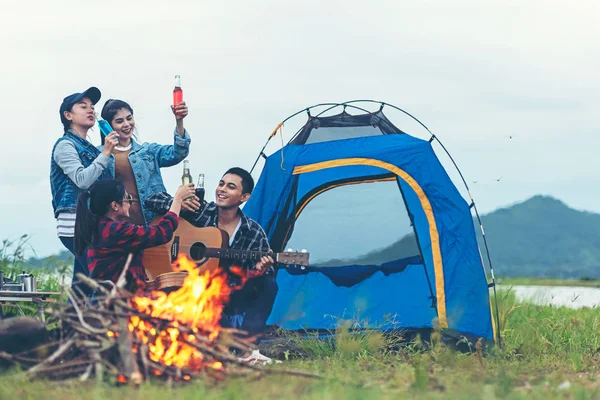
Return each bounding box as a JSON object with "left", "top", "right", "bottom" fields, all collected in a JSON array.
[
  {"left": 211, "top": 361, "right": 223, "bottom": 370},
  {"left": 126, "top": 256, "right": 245, "bottom": 372}
]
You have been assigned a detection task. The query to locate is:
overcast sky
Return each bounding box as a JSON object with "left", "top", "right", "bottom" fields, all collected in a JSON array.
[{"left": 0, "top": 0, "right": 598, "bottom": 257}]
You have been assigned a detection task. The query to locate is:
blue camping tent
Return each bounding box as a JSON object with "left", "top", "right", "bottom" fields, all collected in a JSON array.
[{"left": 244, "top": 102, "right": 497, "bottom": 342}]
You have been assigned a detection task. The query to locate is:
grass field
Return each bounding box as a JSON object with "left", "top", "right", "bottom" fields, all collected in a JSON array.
[
  {"left": 1, "top": 286, "right": 600, "bottom": 399},
  {"left": 2, "top": 239, "right": 600, "bottom": 399}
]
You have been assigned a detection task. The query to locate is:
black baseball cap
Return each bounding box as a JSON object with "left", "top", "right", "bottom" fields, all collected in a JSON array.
[{"left": 59, "top": 87, "right": 101, "bottom": 126}]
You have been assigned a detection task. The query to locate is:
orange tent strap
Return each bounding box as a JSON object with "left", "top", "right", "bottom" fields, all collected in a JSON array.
[{"left": 269, "top": 122, "right": 284, "bottom": 138}]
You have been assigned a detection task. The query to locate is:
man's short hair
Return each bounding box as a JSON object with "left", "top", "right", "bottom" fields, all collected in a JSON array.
[{"left": 224, "top": 167, "right": 255, "bottom": 194}]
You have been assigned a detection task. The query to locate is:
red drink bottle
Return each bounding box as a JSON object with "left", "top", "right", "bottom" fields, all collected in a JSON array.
[{"left": 173, "top": 74, "right": 183, "bottom": 107}]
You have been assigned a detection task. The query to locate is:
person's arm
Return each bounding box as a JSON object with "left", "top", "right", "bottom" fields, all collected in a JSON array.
[
  {"left": 145, "top": 192, "right": 175, "bottom": 215},
  {"left": 257, "top": 233, "right": 271, "bottom": 253},
  {"left": 151, "top": 131, "right": 191, "bottom": 168},
  {"left": 104, "top": 185, "right": 195, "bottom": 252},
  {"left": 153, "top": 102, "right": 191, "bottom": 168},
  {"left": 102, "top": 212, "right": 179, "bottom": 253},
  {"left": 54, "top": 141, "right": 110, "bottom": 190},
  {"left": 166, "top": 185, "right": 189, "bottom": 216},
  {"left": 247, "top": 223, "right": 274, "bottom": 273},
  {"left": 172, "top": 102, "right": 188, "bottom": 137},
  {"left": 145, "top": 187, "right": 203, "bottom": 215}
]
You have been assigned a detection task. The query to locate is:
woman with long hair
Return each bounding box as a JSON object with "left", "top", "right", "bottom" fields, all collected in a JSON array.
[
  {"left": 51, "top": 86, "right": 118, "bottom": 289},
  {"left": 98, "top": 99, "right": 194, "bottom": 226},
  {"left": 74, "top": 180, "right": 195, "bottom": 288}
]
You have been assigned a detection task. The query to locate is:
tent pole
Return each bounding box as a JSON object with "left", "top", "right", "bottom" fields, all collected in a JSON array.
[{"left": 250, "top": 138, "right": 272, "bottom": 174}]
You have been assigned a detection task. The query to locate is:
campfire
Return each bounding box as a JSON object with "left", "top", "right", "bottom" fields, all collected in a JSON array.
[
  {"left": 127, "top": 257, "right": 240, "bottom": 376},
  {"left": 0, "top": 256, "right": 317, "bottom": 384}
]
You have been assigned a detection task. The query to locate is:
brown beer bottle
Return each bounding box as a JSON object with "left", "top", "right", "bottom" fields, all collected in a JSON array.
[{"left": 195, "top": 173, "right": 205, "bottom": 203}]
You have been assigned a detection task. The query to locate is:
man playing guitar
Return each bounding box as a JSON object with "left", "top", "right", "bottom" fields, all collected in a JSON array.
[{"left": 145, "top": 167, "right": 280, "bottom": 365}]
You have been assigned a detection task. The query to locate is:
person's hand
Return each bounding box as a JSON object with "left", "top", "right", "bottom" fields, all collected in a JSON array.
[
  {"left": 255, "top": 255, "right": 274, "bottom": 273},
  {"left": 102, "top": 132, "right": 119, "bottom": 156},
  {"left": 171, "top": 101, "right": 188, "bottom": 121},
  {"left": 173, "top": 184, "right": 196, "bottom": 203},
  {"left": 181, "top": 195, "right": 201, "bottom": 212}
]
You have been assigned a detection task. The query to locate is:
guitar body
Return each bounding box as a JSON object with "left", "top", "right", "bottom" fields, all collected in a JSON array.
[
  {"left": 143, "top": 218, "right": 230, "bottom": 281},
  {"left": 141, "top": 216, "right": 309, "bottom": 292}
]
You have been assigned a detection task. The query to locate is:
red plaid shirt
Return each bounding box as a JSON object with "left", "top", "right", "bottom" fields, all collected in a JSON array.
[{"left": 87, "top": 211, "right": 179, "bottom": 284}]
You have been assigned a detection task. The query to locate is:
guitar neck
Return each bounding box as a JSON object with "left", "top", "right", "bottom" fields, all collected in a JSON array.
[{"left": 204, "top": 248, "right": 271, "bottom": 262}]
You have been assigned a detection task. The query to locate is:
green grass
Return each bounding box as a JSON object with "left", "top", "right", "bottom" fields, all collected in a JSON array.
[
  {"left": 497, "top": 276, "right": 600, "bottom": 288},
  {"left": 1, "top": 289, "right": 600, "bottom": 399},
  {"left": 3, "top": 238, "right": 600, "bottom": 398},
  {"left": 1, "top": 235, "right": 70, "bottom": 316}
]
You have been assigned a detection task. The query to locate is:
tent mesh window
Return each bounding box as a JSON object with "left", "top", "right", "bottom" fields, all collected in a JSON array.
[
  {"left": 290, "top": 111, "right": 406, "bottom": 145},
  {"left": 286, "top": 179, "right": 422, "bottom": 268}
]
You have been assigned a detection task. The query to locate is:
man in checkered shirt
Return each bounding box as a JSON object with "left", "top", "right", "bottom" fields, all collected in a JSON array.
[{"left": 145, "top": 168, "right": 278, "bottom": 358}]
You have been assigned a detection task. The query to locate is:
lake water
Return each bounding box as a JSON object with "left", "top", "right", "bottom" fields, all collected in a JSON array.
[{"left": 498, "top": 285, "right": 600, "bottom": 309}]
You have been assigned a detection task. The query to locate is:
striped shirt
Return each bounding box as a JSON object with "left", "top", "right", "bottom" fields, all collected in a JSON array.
[{"left": 57, "top": 212, "right": 76, "bottom": 237}]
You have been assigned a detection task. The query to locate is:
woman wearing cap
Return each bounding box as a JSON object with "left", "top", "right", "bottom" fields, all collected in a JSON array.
[
  {"left": 98, "top": 99, "right": 193, "bottom": 226},
  {"left": 50, "top": 87, "right": 118, "bottom": 290}
]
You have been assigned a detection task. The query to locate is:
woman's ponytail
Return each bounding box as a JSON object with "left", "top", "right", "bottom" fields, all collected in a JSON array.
[
  {"left": 74, "top": 191, "right": 97, "bottom": 256},
  {"left": 74, "top": 180, "right": 125, "bottom": 256}
]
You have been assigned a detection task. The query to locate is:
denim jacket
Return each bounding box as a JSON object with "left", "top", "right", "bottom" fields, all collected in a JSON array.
[
  {"left": 101, "top": 129, "right": 191, "bottom": 224},
  {"left": 50, "top": 131, "right": 114, "bottom": 217}
]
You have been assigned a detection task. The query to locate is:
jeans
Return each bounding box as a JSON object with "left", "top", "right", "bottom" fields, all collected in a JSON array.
[
  {"left": 59, "top": 236, "right": 90, "bottom": 295},
  {"left": 221, "top": 274, "right": 278, "bottom": 337}
]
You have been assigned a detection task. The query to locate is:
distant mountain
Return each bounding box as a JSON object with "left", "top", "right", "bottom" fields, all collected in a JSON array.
[
  {"left": 477, "top": 195, "right": 600, "bottom": 279},
  {"left": 317, "top": 232, "right": 420, "bottom": 267},
  {"left": 315, "top": 195, "right": 600, "bottom": 279}
]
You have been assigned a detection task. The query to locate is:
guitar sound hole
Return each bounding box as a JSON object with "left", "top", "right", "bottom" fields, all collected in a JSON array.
[{"left": 189, "top": 243, "right": 207, "bottom": 260}]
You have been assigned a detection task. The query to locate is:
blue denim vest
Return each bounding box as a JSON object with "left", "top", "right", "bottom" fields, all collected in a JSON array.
[
  {"left": 101, "top": 130, "right": 191, "bottom": 224},
  {"left": 50, "top": 131, "right": 114, "bottom": 218}
]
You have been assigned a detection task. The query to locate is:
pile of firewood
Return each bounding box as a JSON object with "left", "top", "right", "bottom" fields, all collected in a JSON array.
[{"left": 0, "top": 257, "right": 319, "bottom": 385}]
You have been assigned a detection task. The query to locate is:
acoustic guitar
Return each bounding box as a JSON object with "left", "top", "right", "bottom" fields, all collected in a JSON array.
[{"left": 142, "top": 218, "right": 309, "bottom": 291}]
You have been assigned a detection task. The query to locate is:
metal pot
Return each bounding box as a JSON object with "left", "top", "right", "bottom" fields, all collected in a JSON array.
[
  {"left": 24, "top": 276, "right": 37, "bottom": 292},
  {"left": 17, "top": 271, "right": 37, "bottom": 292}
]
